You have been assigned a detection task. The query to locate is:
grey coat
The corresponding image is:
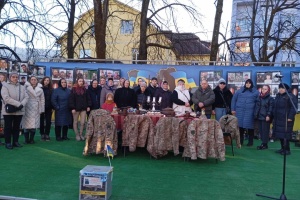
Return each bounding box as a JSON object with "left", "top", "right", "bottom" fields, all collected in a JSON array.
[
  {"left": 192, "top": 85, "right": 215, "bottom": 114},
  {"left": 22, "top": 82, "right": 45, "bottom": 129},
  {"left": 1, "top": 81, "right": 28, "bottom": 115},
  {"left": 100, "top": 84, "right": 117, "bottom": 107}
]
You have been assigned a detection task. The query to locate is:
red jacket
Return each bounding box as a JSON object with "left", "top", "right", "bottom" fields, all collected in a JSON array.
[{"left": 101, "top": 102, "right": 116, "bottom": 112}]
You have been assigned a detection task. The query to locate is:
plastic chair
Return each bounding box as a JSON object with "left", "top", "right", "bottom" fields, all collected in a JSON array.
[{"left": 223, "top": 132, "right": 234, "bottom": 156}]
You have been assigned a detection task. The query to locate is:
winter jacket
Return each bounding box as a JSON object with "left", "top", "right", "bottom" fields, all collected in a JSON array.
[
  {"left": 272, "top": 92, "right": 297, "bottom": 139},
  {"left": 22, "top": 82, "right": 45, "bottom": 129},
  {"left": 1, "top": 81, "right": 28, "bottom": 115},
  {"left": 122, "top": 115, "right": 154, "bottom": 152},
  {"left": 51, "top": 87, "right": 72, "bottom": 126},
  {"left": 69, "top": 87, "right": 92, "bottom": 112},
  {"left": 212, "top": 86, "right": 233, "bottom": 110},
  {"left": 83, "top": 109, "right": 118, "bottom": 156},
  {"left": 183, "top": 118, "right": 225, "bottom": 161},
  {"left": 147, "top": 84, "right": 158, "bottom": 98},
  {"left": 254, "top": 94, "right": 274, "bottom": 121},
  {"left": 192, "top": 85, "right": 215, "bottom": 114},
  {"left": 147, "top": 117, "right": 188, "bottom": 158},
  {"left": 87, "top": 85, "right": 102, "bottom": 110},
  {"left": 219, "top": 114, "right": 241, "bottom": 148},
  {"left": 114, "top": 87, "right": 137, "bottom": 108},
  {"left": 100, "top": 84, "right": 117, "bottom": 107},
  {"left": 154, "top": 87, "right": 172, "bottom": 110},
  {"left": 231, "top": 88, "right": 259, "bottom": 129},
  {"left": 136, "top": 88, "right": 151, "bottom": 110}
]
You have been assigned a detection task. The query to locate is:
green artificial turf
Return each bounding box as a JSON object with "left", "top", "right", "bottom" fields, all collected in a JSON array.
[{"left": 0, "top": 129, "right": 300, "bottom": 200}]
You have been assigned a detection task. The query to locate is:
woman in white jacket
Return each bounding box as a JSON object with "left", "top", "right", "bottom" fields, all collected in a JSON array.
[{"left": 22, "top": 76, "right": 45, "bottom": 144}]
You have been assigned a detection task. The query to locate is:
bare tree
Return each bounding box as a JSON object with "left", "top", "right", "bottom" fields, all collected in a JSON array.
[
  {"left": 93, "top": 0, "right": 109, "bottom": 59},
  {"left": 227, "top": 0, "right": 300, "bottom": 66},
  {"left": 138, "top": 0, "right": 202, "bottom": 62},
  {"left": 0, "top": 0, "right": 57, "bottom": 61},
  {"left": 209, "top": 0, "right": 223, "bottom": 64}
]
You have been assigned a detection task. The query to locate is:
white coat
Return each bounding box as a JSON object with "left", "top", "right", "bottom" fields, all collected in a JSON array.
[{"left": 22, "top": 82, "right": 45, "bottom": 129}]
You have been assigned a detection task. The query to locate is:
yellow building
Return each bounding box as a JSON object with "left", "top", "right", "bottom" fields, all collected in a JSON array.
[{"left": 57, "top": 0, "right": 210, "bottom": 64}]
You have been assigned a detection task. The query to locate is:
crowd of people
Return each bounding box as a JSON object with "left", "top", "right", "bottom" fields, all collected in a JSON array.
[{"left": 0, "top": 73, "right": 297, "bottom": 156}]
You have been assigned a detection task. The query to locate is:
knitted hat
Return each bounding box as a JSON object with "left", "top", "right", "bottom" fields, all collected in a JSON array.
[
  {"left": 278, "top": 83, "right": 290, "bottom": 90},
  {"left": 218, "top": 78, "right": 226, "bottom": 84}
]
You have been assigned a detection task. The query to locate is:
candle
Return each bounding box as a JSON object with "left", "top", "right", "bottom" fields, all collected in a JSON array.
[
  {"left": 153, "top": 97, "right": 156, "bottom": 102},
  {"left": 147, "top": 96, "right": 150, "bottom": 102},
  {"left": 158, "top": 97, "right": 162, "bottom": 103}
]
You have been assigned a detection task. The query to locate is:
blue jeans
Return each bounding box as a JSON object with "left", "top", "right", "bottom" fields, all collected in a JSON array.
[{"left": 215, "top": 107, "right": 226, "bottom": 122}]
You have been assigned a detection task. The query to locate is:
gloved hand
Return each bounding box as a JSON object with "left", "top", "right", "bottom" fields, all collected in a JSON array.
[{"left": 18, "top": 104, "right": 23, "bottom": 110}]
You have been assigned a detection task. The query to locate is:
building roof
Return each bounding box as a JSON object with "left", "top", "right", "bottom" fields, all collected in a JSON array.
[{"left": 163, "top": 31, "right": 211, "bottom": 56}]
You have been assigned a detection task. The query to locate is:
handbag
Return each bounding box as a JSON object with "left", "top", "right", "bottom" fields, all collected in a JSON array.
[
  {"left": 220, "top": 91, "right": 231, "bottom": 114},
  {"left": 5, "top": 104, "right": 18, "bottom": 113}
]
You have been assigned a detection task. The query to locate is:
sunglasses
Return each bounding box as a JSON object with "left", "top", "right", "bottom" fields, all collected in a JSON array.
[
  {"left": 219, "top": 82, "right": 226, "bottom": 85},
  {"left": 11, "top": 76, "right": 18, "bottom": 78}
]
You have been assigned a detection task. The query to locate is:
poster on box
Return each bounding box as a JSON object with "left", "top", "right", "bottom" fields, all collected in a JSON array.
[
  {"left": 9, "top": 62, "right": 20, "bottom": 73},
  {"left": 83, "top": 177, "right": 103, "bottom": 187},
  {"left": 199, "top": 70, "right": 222, "bottom": 89},
  {"left": 227, "top": 71, "right": 251, "bottom": 95},
  {"left": 291, "top": 72, "right": 299, "bottom": 85},
  {"left": 19, "top": 75, "right": 28, "bottom": 85}
]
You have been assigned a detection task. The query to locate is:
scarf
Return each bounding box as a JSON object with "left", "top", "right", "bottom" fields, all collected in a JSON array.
[{"left": 105, "top": 99, "right": 114, "bottom": 104}]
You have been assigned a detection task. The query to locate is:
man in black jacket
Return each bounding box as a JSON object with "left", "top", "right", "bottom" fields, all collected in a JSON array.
[
  {"left": 147, "top": 77, "right": 158, "bottom": 98},
  {"left": 154, "top": 81, "right": 172, "bottom": 110}
]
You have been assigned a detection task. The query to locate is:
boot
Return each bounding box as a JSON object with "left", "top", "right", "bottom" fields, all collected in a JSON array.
[
  {"left": 257, "top": 143, "right": 268, "bottom": 150},
  {"left": 239, "top": 128, "right": 244, "bottom": 145},
  {"left": 246, "top": 129, "right": 254, "bottom": 146},
  {"left": 247, "top": 135, "right": 253, "bottom": 146},
  {"left": 41, "top": 134, "right": 46, "bottom": 141},
  {"left": 24, "top": 132, "right": 30, "bottom": 144},
  {"left": 55, "top": 126, "right": 63, "bottom": 141},
  {"left": 62, "top": 127, "right": 70, "bottom": 140},
  {"left": 29, "top": 130, "right": 35, "bottom": 144}
]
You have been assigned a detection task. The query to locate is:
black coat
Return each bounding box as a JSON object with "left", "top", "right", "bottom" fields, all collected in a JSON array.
[
  {"left": 136, "top": 88, "right": 151, "bottom": 110},
  {"left": 212, "top": 86, "right": 233, "bottom": 110},
  {"left": 69, "top": 88, "right": 92, "bottom": 112},
  {"left": 114, "top": 87, "right": 137, "bottom": 108},
  {"left": 154, "top": 87, "right": 172, "bottom": 110},
  {"left": 272, "top": 92, "right": 297, "bottom": 139},
  {"left": 42, "top": 86, "right": 53, "bottom": 109},
  {"left": 254, "top": 94, "right": 274, "bottom": 121},
  {"left": 87, "top": 85, "right": 102, "bottom": 110},
  {"left": 147, "top": 84, "right": 158, "bottom": 98}
]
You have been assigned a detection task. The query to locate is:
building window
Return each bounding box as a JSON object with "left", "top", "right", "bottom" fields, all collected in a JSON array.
[
  {"left": 235, "top": 41, "right": 250, "bottom": 53},
  {"left": 79, "top": 49, "right": 91, "bottom": 58},
  {"left": 121, "top": 20, "right": 134, "bottom": 34},
  {"left": 236, "top": 17, "right": 250, "bottom": 32}
]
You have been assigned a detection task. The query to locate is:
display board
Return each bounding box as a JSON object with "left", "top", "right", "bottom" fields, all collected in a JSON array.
[
  {"left": 199, "top": 70, "right": 223, "bottom": 89},
  {"left": 74, "top": 68, "right": 98, "bottom": 88},
  {"left": 51, "top": 67, "right": 74, "bottom": 89},
  {"left": 256, "top": 71, "right": 281, "bottom": 97},
  {"left": 99, "top": 68, "right": 121, "bottom": 86},
  {"left": 291, "top": 72, "right": 300, "bottom": 111},
  {"left": 227, "top": 71, "right": 251, "bottom": 94}
]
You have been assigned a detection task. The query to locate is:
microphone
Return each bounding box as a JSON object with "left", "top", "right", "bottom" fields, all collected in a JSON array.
[{"left": 275, "top": 74, "right": 284, "bottom": 78}]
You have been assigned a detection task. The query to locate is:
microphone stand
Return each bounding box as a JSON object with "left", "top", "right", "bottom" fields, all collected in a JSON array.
[{"left": 256, "top": 77, "right": 298, "bottom": 200}]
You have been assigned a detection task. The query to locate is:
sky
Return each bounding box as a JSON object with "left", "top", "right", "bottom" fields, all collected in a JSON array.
[{"left": 1, "top": 0, "right": 233, "bottom": 50}]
